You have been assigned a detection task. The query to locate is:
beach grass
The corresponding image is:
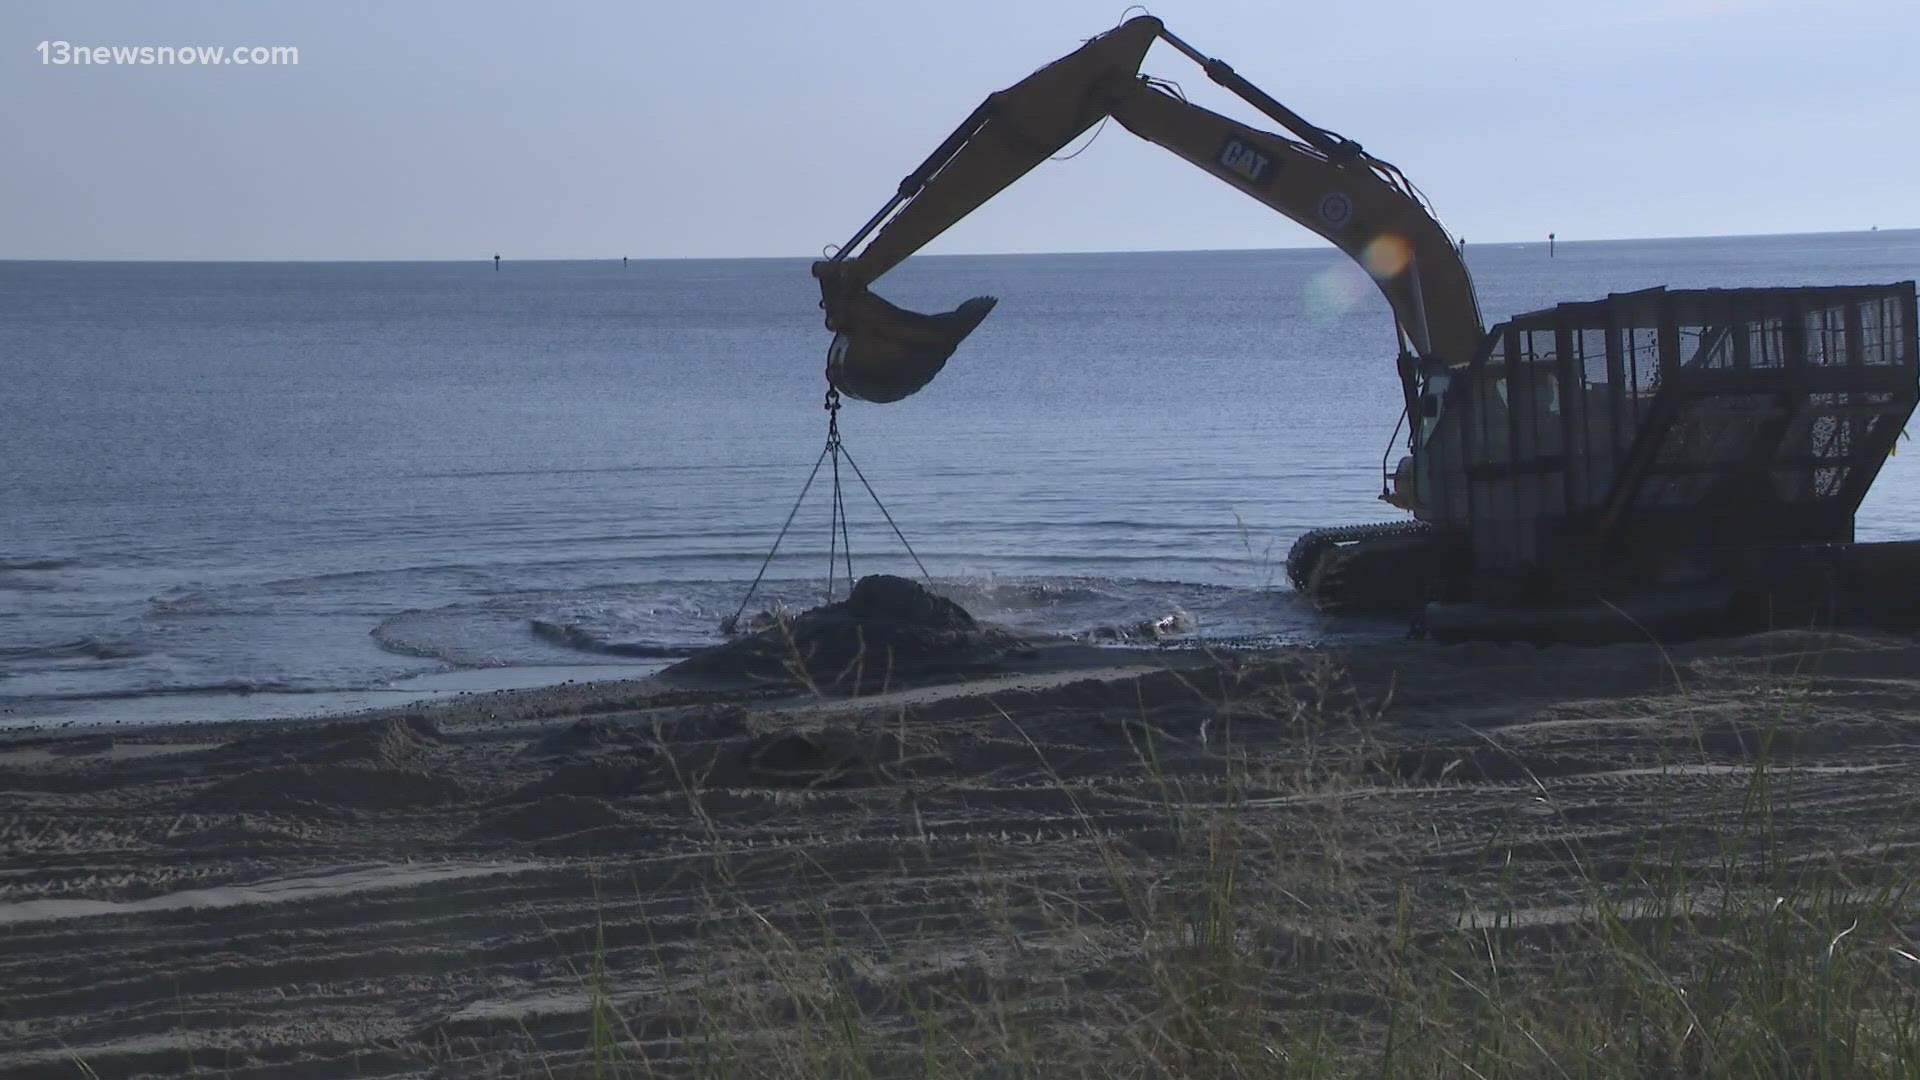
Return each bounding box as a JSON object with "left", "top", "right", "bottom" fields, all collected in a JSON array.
[
  {"left": 540, "top": 649, "right": 1920, "bottom": 1078},
  {"left": 47, "top": 635, "right": 1917, "bottom": 1079}
]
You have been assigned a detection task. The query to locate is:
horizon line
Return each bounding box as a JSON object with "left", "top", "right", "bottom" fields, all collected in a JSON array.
[{"left": 3, "top": 224, "right": 1914, "bottom": 264}]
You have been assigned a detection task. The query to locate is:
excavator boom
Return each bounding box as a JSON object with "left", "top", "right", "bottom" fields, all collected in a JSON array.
[{"left": 815, "top": 16, "right": 1483, "bottom": 412}]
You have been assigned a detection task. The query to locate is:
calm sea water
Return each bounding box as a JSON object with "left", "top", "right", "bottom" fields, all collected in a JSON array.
[{"left": 4, "top": 231, "right": 1918, "bottom": 727}]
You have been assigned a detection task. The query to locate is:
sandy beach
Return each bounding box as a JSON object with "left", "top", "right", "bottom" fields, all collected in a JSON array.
[
  {"left": 10, "top": 2, "right": 1917, "bottom": 1073},
  {"left": 4, "top": 629, "right": 1918, "bottom": 1076}
]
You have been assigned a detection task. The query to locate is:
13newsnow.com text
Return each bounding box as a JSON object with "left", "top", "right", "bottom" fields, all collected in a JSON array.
[{"left": 36, "top": 41, "right": 300, "bottom": 66}]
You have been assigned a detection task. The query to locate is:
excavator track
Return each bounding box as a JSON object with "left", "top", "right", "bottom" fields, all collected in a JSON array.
[{"left": 1286, "top": 521, "right": 1435, "bottom": 616}]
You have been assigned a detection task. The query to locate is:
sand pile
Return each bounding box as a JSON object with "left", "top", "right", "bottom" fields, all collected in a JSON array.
[{"left": 665, "top": 575, "right": 1029, "bottom": 690}]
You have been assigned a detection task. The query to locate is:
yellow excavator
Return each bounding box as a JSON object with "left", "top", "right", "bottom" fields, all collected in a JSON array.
[{"left": 813, "top": 16, "right": 1920, "bottom": 641}]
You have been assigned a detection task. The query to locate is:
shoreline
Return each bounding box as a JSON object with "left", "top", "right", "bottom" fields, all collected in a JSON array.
[
  {"left": 0, "top": 661, "right": 679, "bottom": 736},
  {"left": 0, "top": 639, "right": 1190, "bottom": 747}
]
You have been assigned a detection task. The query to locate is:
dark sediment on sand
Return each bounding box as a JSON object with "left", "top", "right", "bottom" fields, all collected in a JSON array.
[{"left": 4, "top": 629, "right": 1920, "bottom": 1076}]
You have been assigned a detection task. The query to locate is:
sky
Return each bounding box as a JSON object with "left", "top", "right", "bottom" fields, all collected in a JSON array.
[{"left": 3, "top": 0, "right": 1914, "bottom": 260}]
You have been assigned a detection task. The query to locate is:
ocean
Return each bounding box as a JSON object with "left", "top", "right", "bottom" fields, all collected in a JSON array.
[{"left": 4, "top": 230, "right": 1918, "bottom": 727}]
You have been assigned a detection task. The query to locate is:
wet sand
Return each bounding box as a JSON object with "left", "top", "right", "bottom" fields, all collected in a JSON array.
[{"left": 3, "top": 631, "right": 1919, "bottom": 1076}]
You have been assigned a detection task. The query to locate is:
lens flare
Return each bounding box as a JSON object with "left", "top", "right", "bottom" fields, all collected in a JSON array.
[
  {"left": 1302, "top": 263, "right": 1369, "bottom": 318},
  {"left": 1363, "top": 233, "right": 1413, "bottom": 279}
]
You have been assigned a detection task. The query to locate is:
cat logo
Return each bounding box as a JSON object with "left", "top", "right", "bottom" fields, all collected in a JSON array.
[
  {"left": 1318, "top": 192, "right": 1354, "bottom": 229},
  {"left": 1215, "top": 135, "right": 1276, "bottom": 185}
]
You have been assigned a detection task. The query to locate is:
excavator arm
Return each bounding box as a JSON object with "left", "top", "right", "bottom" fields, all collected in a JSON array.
[{"left": 815, "top": 15, "right": 1484, "bottom": 413}]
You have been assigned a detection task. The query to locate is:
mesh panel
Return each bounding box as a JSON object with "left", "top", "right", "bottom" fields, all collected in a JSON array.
[{"left": 1444, "top": 283, "right": 1916, "bottom": 568}]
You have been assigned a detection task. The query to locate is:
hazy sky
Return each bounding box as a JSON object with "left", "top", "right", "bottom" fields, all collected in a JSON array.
[{"left": 5, "top": 0, "right": 1914, "bottom": 260}]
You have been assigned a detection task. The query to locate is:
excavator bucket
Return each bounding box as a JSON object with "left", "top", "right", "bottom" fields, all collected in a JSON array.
[{"left": 824, "top": 291, "right": 998, "bottom": 403}]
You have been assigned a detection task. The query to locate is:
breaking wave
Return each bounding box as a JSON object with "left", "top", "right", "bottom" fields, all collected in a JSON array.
[
  {"left": 0, "top": 558, "right": 73, "bottom": 572},
  {"left": 0, "top": 637, "right": 148, "bottom": 662},
  {"left": 528, "top": 620, "right": 697, "bottom": 659},
  {"left": 0, "top": 679, "right": 309, "bottom": 704}
]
